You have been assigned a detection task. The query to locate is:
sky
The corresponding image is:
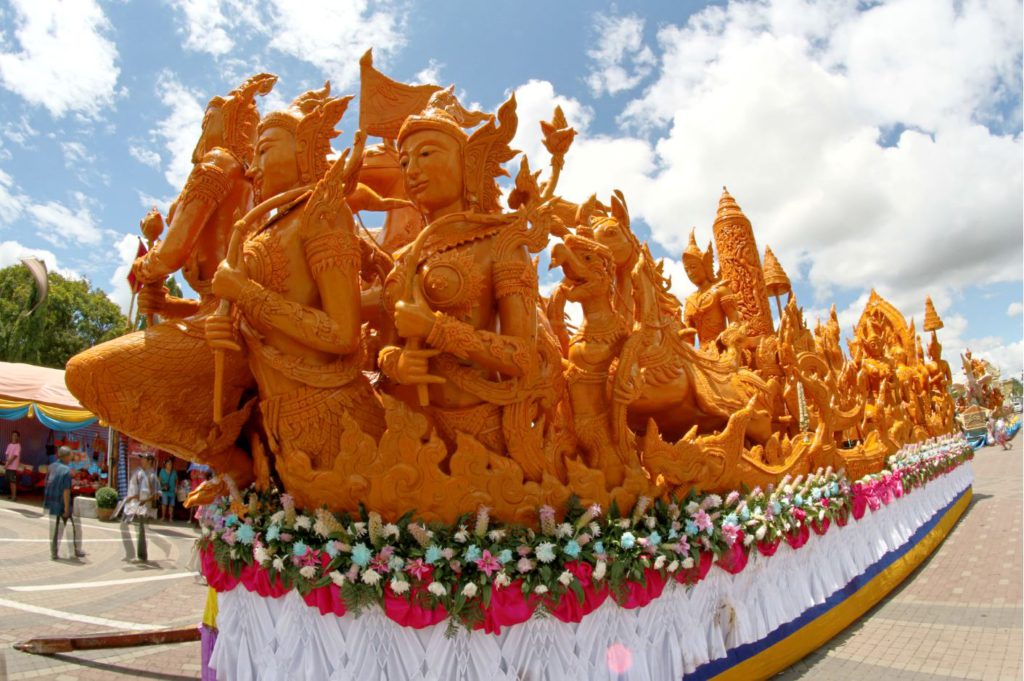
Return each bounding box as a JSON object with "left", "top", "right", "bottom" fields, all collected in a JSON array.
[{"left": 0, "top": 0, "right": 1021, "bottom": 381}]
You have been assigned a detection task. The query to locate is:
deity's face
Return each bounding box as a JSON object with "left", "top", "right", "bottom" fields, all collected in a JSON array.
[
  {"left": 593, "top": 219, "right": 636, "bottom": 270},
  {"left": 250, "top": 126, "right": 300, "bottom": 202},
  {"left": 193, "top": 106, "right": 226, "bottom": 163},
  {"left": 399, "top": 130, "right": 464, "bottom": 219},
  {"left": 683, "top": 256, "right": 706, "bottom": 286}
]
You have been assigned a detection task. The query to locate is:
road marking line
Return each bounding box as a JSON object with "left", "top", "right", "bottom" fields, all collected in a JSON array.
[
  {"left": 8, "top": 571, "right": 199, "bottom": 592},
  {"left": 0, "top": 538, "right": 126, "bottom": 543},
  {"left": 0, "top": 597, "right": 154, "bottom": 631}
]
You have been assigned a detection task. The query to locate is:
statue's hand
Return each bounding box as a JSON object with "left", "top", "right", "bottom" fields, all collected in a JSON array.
[
  {"left": 211, "top": 261, "right": 248, "bottom": 302},
  {"left": 138, "top": 284, "right": 169, "bottom": 317},
  {"left": 204, "top": 315, "right": 239, "bottom": 352},
  {"left": 394, "top": 286, "right": 436, "bottom": 339},
  {"left": 392, "top": 348, "right": 446, "bottom": 386}
]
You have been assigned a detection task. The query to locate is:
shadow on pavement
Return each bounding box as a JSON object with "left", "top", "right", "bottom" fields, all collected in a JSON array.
[{"left": 47, "top": 652, "right": 197, "bottom": 681}]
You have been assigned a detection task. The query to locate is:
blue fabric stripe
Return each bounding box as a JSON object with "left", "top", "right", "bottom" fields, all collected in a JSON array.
[{"left": 686, "top": 483, "right": 970, "bottom": 680}]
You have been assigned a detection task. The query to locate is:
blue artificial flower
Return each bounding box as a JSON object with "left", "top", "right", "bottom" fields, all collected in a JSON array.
[
  {"left": 234, "top": 524, "right": 255, "bottom": 545},
  {"left": 463, "top": 544, "right": 482, "bottom": 563},
  {"left": 620, "top": 532, "right": 636, "bottom": 550},
  {"left": 224, "top": 513, "right": 239, "bottom": 527},
  {"left": 292, "top": 540, "right": 308, "bottom": 557},
  {"left": 740, "top": 507, "right": 751, "bottom": 522},
  {"left": 685, "top": 520, "right": 699, "bottom": 536},
  {"left": 388, "top": 555, "right": 405, "bottom": 571},
  {"left": 563, "top": 540, "right": 581, "bottom": 558},
  {"left": 770, "top": 501, "right": 782, "bottom": 515},
  {"left": 351, "top": 543, "right": 373, "bottom": 567},
  {"left": 324, "top": 542, "right": 339, "bottom": 559},
  {"left": 723, "top": 514, "right": 738, "bottom": 528},
  {"left": 424, "top": 544, "right": 443, "bottom": 565},
  {"left": 794, "top": 493, "right": 804, "bottom": 507},
  {"left": 668, "top": 528, "right": 678, "bottom": 540},
  {"left": 498, "top": 549, "right": 513, "bottom": 564},
  {"left": 830, "top": 482, "right": 840, "bottom": 496},
  {"left": 647, "top": 531, "right": 662, "bottom": 546},
  {"left": 593, "top": 541, "right": 605, "bottom": 555},
  {"left": 811, "top": 487, "right": 822, "bottom": 500},
  {"left": 266, "top": 525, "right": 281, "bottom": 542}
]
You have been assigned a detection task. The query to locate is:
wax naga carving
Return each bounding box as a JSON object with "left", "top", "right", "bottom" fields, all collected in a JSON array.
[{"left": 66, "top": 58, "right": 959, "bottom": 525}]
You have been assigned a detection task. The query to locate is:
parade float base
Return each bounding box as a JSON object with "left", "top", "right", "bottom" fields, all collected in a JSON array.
[{"left": 204, "top": 464, "right": 972, "bottom": 681}]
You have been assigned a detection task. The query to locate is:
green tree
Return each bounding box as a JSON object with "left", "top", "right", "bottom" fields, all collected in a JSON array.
[{"left": 0, "top": 265, "right": 125, "bottom": 369}]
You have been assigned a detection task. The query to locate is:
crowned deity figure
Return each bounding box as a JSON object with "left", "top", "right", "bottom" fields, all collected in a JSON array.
[
  {"left": 681, "top": 229, "right": 741, "bottom": 353},
  {"left": 66, "top": 74, "right": 278, "bottom": 490},
  {"left": 377, "top": 89, "right": 567, "bottom": 482},
  {"left": 204, "top": 84, "right": 394, "bottom": 509}
]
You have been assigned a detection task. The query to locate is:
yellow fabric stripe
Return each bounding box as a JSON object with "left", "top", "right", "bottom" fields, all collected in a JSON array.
[
  {"left": 202, "top": 586, "right": 219, "bottom": 629},
  {"left": 33, "top": 402, "right": 96, "bottom": 423},
  {"left": 711, "top": 487, "right": 972, "bottom": 681},
  {"left": 0, "top": 398, "right": 33, "bottom": 409}
]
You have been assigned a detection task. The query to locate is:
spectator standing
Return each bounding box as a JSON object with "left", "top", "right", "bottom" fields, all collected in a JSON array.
[
  {"left": 43, "top": 446, "right": 84, "bottom": 560},
  {"left": 158, "top": 459, "right": 178, "bottom": 521},
  {"left": 120, "top": 452, "right": 160, "bottom": 562},
  {"left": 4, "top": 430, "right": 21, "bottom": 500}
]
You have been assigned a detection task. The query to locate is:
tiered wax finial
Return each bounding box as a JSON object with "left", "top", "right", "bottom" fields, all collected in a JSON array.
[
  {"left": 711, "top": 186, "right": 774, "bottom": 336},
  {"left": 763, "top": 246, "right": 791, "bottom": 299},
  {"left": 923, "top": 296, "right": 943, "bottom": 332}
]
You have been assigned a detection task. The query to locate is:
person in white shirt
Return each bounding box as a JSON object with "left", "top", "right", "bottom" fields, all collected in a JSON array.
[{"left": 119, "top": 452, "right": 160, "bottom": 562}]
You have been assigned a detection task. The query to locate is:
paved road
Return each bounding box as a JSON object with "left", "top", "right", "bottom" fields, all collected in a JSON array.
[{"left": 0, "top": 434, "right": 1019, "bottom": 680}]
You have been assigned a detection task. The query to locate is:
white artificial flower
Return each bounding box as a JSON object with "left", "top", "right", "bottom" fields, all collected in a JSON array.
[
  {"left": 269, "top": 510, "right": 285, "bottom": 525},
  {"left": 361, "top": 569, "right": 381, "bottom": 586},
  {"left": 681, "top": 557, "right": 695, "bottom": 570},
  {"left": 488, "top": 529, "right": 506, "bottom": 542},
  {"left": 556, "top": 523, "right": 573, "bottom": 539},
  {"left": 593, "top": 560, "right": 607, "bottom": 581},
  {"left": 667, "top": 560, "right": 679, "bottom": 573},
  {"left": 755, "top": 525, "right": 767, "bottom": 541},
  {"left": 617, "top": 519, "right": 631, "bottom": 529},
  {"left": 330, "top": 571, "right": 346, "bottom": 587},
  {"left": 201, "top": 526, "right": 211, "bottom": 537},
  {"left": 384, "top": 523, "right": 400, "bottom": 539},
  {"left": 743, "top": 534, "right": 754, "bottom": 546},
  {"left": 645, "top": 516, "right": 657, "bottom": 530},
  {"left": 685, "top": 501, "right": 700, "bottom": 515},
  {"left": 299, "top": 565, "right": 317, "bottom": 579},
  {"left": 352, "top": 522, "right": 367, "bottom": 536},
  {"left": 427, "top": 582, "right": 447, "bottom": 597},
  {"left": 272, "top": 557, "right": 285, "bottom": 571},
  {"left": 654, "top": 555, "right": 666, "bottom": 569},
  {"left": 294, "top": 516, "right": 312, "bottom": 531},
  {"left": 253, "top": 546, "right": 269, "bottom": 565},
  {"left": 589, "top": 522, "right": 601, "bottom": 537},
  {"left": 558, "top": 570, "right": 574, "bottom": 586},
  {"left": 454, "top": 528, "right": 469, "bottom": 543},
  {"left": 462, "top": 582, "right": 478, "bottom": 598},
  {"left": 494, "top": 572, "right": 511, "bottom": 588},
  {"left": 390, "top": 578, "right": 410, "bottom": 595},
  {"left": 533, "top": 584, "right": 549, "bottom": 595}
]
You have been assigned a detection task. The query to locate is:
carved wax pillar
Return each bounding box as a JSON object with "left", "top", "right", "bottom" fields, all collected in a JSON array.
[{"left": 711, "top": 187, "right": 774, "bottom": 336}]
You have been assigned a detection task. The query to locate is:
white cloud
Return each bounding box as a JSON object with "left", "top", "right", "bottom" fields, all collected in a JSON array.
[
  {"left": 0, "top": 0, "right": 120, "bottom": 118},
  {"left": 26, "top": 192, "right": 103, "bottom": 246},
  {"left": 413, "top": 59, "right": 443, "bottom": 86},
  {"left": 2, "top": 115, "right": 38, "bottom": 146},
  {"left": 153, "top": 72, "right": 205, "bottom": 189},
  {"left": 1008, "top": 302, "right": 1023, "bottom": 317},
  {"left": 129, "top": 145, "right": 163, "bottom": 171},
  {"left": 585, "top": 13, "right": 656, "bottom": 97},
  {"left": 0, "top": 168, "right": 25, "bottom": 224},
  {"left": 169, "top": 0, "right": 408, "bottom": 92},
  {"left": 0, "top": 239, "right": 79, "bottom": 280},
  {"left": 61, "top": 141, "right": 93, "bottom": 166}
]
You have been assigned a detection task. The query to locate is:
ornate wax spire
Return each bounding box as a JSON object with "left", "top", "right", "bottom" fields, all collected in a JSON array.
[
  {"left": 762, "top": 245, "right": 791, "bottom": 299},
  {"left": 923, "top": 296, "right": 943, "bottom": 332},
  {"left": 711, "top": 187, "right": 774, "bottom": 336}
]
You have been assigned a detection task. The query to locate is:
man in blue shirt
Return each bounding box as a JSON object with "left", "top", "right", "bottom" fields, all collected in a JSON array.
[{"left": 44, "top": 446, "right": 85, "bottom": 560}]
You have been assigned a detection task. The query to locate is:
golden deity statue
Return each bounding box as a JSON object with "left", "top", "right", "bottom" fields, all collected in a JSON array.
[
  {"left": 66, "top": 74, "right": 278, "bottom": 490},
  {"left": 681, "top": 229, "right": 741, "bottom": 352},
  {"left": 64, "top": 56, "right": 960, "bottom": 523}
]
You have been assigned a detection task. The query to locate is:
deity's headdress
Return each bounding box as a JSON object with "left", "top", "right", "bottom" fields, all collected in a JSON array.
[
  {"left": 682, "top": 228, "right": 716, "bottom": 281},
  {"left": 196, "top": 73, "right": 277, "bottom": 167},
  {"left": 258, "top": 82, "right": 353, "bottom": 185},
  {"left": 397, "top": 87, "right": 518, "bottom": 213}
]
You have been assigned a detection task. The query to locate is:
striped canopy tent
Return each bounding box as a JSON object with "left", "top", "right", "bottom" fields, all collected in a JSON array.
[{"left": 0, "top": 361, "right": 97, "bottom": 431}]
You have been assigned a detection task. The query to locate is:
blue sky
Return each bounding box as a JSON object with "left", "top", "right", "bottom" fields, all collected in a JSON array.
[{"left": 0, "top": 0, "right": 1021, "bottom": 379}]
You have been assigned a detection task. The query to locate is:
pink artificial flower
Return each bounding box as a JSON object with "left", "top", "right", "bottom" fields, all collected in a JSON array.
[
  {"left": 694, "top": 509, "right": 713, "bottom": 533},
  {"left": 406, "top": 558, "right": 432, "bottom": 581},
  {"left": 722, "top": 524, "right": 740, "bottom": 547},
  {"left": 793, "top": 508, "right": 807, "bottom": 522},
  {"left": 676, "top": 536, "right": 690, "bottom": 555},
  {"left": 475, "top": 550, "right": 502, "bottom": 577},
  {"left": 725, "top": 491, "right": 741, "bottom": 506}
]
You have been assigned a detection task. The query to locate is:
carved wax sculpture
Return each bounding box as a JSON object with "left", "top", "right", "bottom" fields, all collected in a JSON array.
[
  {"left": 66, "top": 74, "right": 278, "bottom": 489},
  {"left": 65, "top": 61, "right": 960, "bottom": 524},
  {"left": 681, "top": 228, "right": 740, "bottom": 352}
]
